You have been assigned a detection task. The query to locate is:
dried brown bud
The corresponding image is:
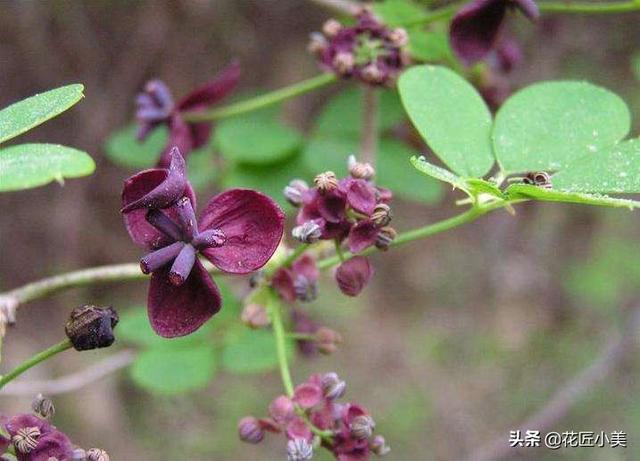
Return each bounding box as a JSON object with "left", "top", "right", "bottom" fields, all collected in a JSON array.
[
  {"left": 375, "top": 226, "right": 397, "bottom": 251},
  {"left": 87, "top": 448, "right": 110, "bottom": 461},
  {"left": 292, "top": 221, "right": 322, "bottom": 244},
  {"left": 65, "top": 305, "right": 119, "bottom": 351},
  {"left": 371, "top": 204, "right": 393, "bottom": 227},
  {"left": 348, "top": 155, "right": 375, "bottom": 180},
  {"left": 31, "top": 393, "right": 55, "bottom": 419},
  {"left": 314, "top": 171, "right": 339, "bottom": 194},
  {"left": 316, "top": 327, "right": 343, "bottom": 355},
  {"left": 322, "top": 19, "right": 342, "bottom": 38},
  {"left": 241, "top": 304, "right": 270, "bottom": 329}
]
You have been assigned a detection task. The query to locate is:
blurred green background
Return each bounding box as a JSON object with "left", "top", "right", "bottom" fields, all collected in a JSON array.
[{"left": 0, "top": 1, "right": 639, "bottom": 460}]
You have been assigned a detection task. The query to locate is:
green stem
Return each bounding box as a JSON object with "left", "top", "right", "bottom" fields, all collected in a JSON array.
[
  {"left": 268, "top": 294, "right": 295, "bottom": 397},
  {"left": 183, "top": 73, "right": 337, "bottom": 122},
  {"left": 538, "top": 0, "right": 640, "bottom": 13},
  {"left": 0, "top": 340, "right": 72, "bottom": 389}
]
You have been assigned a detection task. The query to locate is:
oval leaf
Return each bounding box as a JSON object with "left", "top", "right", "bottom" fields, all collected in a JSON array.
[
  {"left": 552, "top": 138, "right": 640, "bottom": 193},
  {"left": 493, "top": 81, "right": 630, "bottom": 174},
  {"left": 104, "top": 124, "right": 166, "bottom": 168},
  {"left": 506, "top": 184, "right": 640, "bottom": 209},
  {"left": 398, "top": 65, "right": 494, "bottom": 178},
  {"left": 130, "top": 345, "right": 217, "bottom": 394},
  {"left": 222, "top": 328, "right": 293, "bottom": 374},
  {"left": 0, "top": 143, "right": 95, "bottom": 192},
  {"left": 0, "top": 84, "right": 84, "bottom": 144}
]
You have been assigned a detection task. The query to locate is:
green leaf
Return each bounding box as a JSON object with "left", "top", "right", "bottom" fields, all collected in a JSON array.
[
  {"left": 186, "top": 147, "right": 219, "bottom": 190},
  {"left": 104, "top": 124, "right": 165, "bottom": 169},
  {"left": 0, "top": 143, "right": 95, "bottom": 192},
  {"left": 407, "top": 29, "right": 454, "bottom": 63},
  {"left": 0, "top": 84, "right": 84, "bottom": 144},
  {"left": 398, "top": 65, "right": 494, "bottom": 178},
  {"left": 222, "top": 328, "right": 293, "bottom": 374},
  {"left": 130, "top": 345, "right": 217, "bottom": 394},
  {"left": 410, "top": 155, "right": 469, "bottom": 191},
  {"left": 493, "top": 81, "right": 630, "bottom": 174},
  {"left": 214, "top": 118, "right": 302, "bottom": 165},
  {"left": 505, "top": 184, "right": 640, "bottom": 209},
  {"left": 372, "top": 0, "right": 427, "bottom": 26},
  {"left": 552, "top": 138, "right": 640, "bottom": 193},
  {"left": 466, "top": 178, "right": 506, "bottom": 199}
]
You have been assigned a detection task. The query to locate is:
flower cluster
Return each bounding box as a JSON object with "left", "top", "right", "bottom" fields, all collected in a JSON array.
[
  {"left": 135, "top": 62, "right": 240, "bottom": 166},
  {"left": 238, "top": 372, "right": 390, "bottom": 461},
  {"left": 308, "top": 8, "right": 409, "bottom": 86},
  {"left": 1, "top": 396, "right": 109, "bottom": 461},
  {"left": 121, "top": 147, "right": 285, "bottom": 337},
  {"left": 450, "top": 0, "right": 539, "bottom": 65}
]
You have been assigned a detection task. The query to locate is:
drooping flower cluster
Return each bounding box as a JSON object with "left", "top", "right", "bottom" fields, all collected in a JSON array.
[
  {"left": 1, "top": 396, "right": 109, "bottom": 461},
  {"left": 121, "top": 147, "right": 285, "bottom": 337},
  {"left": 450, "top": 0, "right": 539, "bottom": 65},
  {"left": 238, "top": 372, "right": 390, "bottom": 461},
  {"left": 308, "top": 8, "right": 410, "bottom": 86},
  {"left": 135, "top": 62, "right": 240, "bottom": 166}
]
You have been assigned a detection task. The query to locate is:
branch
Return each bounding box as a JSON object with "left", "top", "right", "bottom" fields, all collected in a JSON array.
[
  {"left": 0, "top": 350, "right": 135, "bottom": 396},
  {"left": 468, "top": 308, "right": 640, "bottom": 461}
]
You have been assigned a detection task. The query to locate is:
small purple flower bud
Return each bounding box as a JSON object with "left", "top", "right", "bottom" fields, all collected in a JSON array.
[
  {"left": 284, "top": 179, "right": 309, "bottom": 207},
  {"left": 241, "top": 303, "right": 270, "bottom": 329},
  {"left": 335, "top": 257, "right": 374, "bottom": 297},
  {"left": 287, "top": 438, "right": 313, "bottom": 461},
  {"left": 370, "top": 435, "right": 391, "bottom": 456},
  {"left": 316, "top": 327, "right": 343, "bottom": 355},
  {"left": 348, "top": 155, "right": 375, "bottom": 180},
  {"left": 72, "top": 448, "right": 87, "bottom": 460},
  {"left": 293, "top": 383, "right": 323, "bottom": 409},
  {"left": 86, "top": 448, "right": 110, "bottom": 461},
  {"left": 31, "top": 394, "right": 55, "bottom": 420},
  {"left": 361, "top": 64, "right": 385, "bottom": 85},
  {"left": 350, "top": 415, "right": 376, "bottom": 440},
  {"left": 333, "top": 52, "right": 355, "bottom": 74},
  {"left": 238, "top": 416, "right": 265, "bottom": 444},
  {"left": 293, "top": 275, "right": 318, "bottom": 302},
  {"left": 292, "top": 222, "right": 322, "bottom": 244},
  {"left": 314, "top": 171, "right": 339, "bottom": 194},
  {"left": 375, "top": 226, "right": 396, "bottom": 251},
  {"left": 12, "top": 426, "right": 40, "bottom": 453},
  {"left": 269, "top": 396, "right": 295, "bottom": 424},
  {"left": 321, "top": 372, "right": 347, "bottom": 400},
  {"left": 168, "top": 244, "right": 197, "bottom": 286},
  {"left": 389, "top": 28, "right": 409, "bottom": 47},
  {"left": 65, "top": 305, "right": 119, "bottom": 351},
  {"left": 371, "top": 204, "right": 392, "bottom": 227},
  {"left": 322, "top": 19, "right": 342, "bottom": 37}
]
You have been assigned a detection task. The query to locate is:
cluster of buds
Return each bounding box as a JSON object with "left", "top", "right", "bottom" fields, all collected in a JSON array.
[
  {"left": 308, "top": 8, "right": 410, "bottom": 86},
  {"left": 1, "top": 395, "right": 109, "bottom": 461},
  {"left": 238, "top": 372, "right": 390, "bottom": 460}
]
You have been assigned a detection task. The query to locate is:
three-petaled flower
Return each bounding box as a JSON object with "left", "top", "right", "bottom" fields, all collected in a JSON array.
[{"left": 121, "top": 148, "right": 285, "bottom": 337}]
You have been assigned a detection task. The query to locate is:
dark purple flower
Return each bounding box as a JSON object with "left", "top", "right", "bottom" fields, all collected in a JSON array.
[
  {"left": 5, "top": 414, "right": 73, "bottom": 461},
  {"left": 136, "top": 62, "right": 240, "bottom": 166},
  {"left": 310, "top": 8, "right": 410, "bottom": 86},
  {"left": 293, "top": 382, "right": 324, "bottom": 410},
  {"left": 450, "top": 0, "right": 539, "bottom": 65},
  {"left": 335, "top": 257, "right": 374, "bottom": 297},
  {"left": 122, "top": 150, "right": 285, "bottom": 337},
  {"left": 272, "top": 255, "right": 319, "bottom": 303}
]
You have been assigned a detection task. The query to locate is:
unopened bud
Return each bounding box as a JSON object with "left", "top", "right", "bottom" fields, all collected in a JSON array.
[
  {"left": 65, "top": 305, "right": 119, "bottom": 351},
  {"left": 389, "top": 28, "right": 409, "bottom": 47},
  {"left": 86, "top": 448, "right": 110, "bottom": 461},
  {"left": 31, "top": 394, "right": 55, "bottom": 419},
  {"left": 287, "top": 438, "right": 313, "bottom": 461},
  {"left": 350, "top": 415, "right": 375, "bottom": 440},
  {"left": 333, "top": 52, "right": 355, "bottom": 74},
  {"left": 314, "top": 171, "right": 339, "bottom": 194},
  {"left": 238, "top": 416, "right": 265, "bottom": 444},
  {"left": 321, "top": 372, "right": 346, "bottom": 400},
  {"left": 348, "top": 155, "right": 375, "bottom": 180},
  {"left": 292, "top": 222, "right": 322, "bottom": 244},
  {"left": 322, "top": 18, "right": 342, "bottom": 37},
  {"left": 370, "top": 435, "right": 391, "bottom": 456},
  {"left": 241, "top": 304, "right": 270, "bottom": 329},
  {"left": 316, "top": 327, "right": 342, "bottom": 355},
  {"left": 375, "top": 226, "right": 396, "bottom": 251},
  {"left": 371, "top": 204, "right": 392, "bottom": 227},
  {"left": 293, "top": 276, "right": 318, "bottom": 302},
  {"left": 361, "top": 64, "right": 385, "bottom": 85},
  {"left": 284, "top": 179, "right": 309, "bottom": 207},
  {"left": 71, "top": 448, "right": 87, "bottom": 460},
  {"left": 307, "top": 32, "right": 327, "bottom": 55}
]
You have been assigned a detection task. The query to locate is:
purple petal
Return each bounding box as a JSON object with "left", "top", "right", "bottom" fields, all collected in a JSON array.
[
  {"left": 23, "top": 430, "right": 73, "bottom": 461},
  {"left": 122, "top": 172, "right": 196, "bottom": 249},
  {"left": 177, "top": 61, "right": 241, "bottom": 111},
  {"left": 450, "top": 0, "right": 507, "bottom": 65},
  {"left": 121, "top": 148, "right": 187, "bottom": 213},
  {"left": 199, "top": 189, "right": 285, "bottom": 274},
  {"left": 292, "top": 254, "right": 319, "bottom": 284},
  {"left": 148, "top": 259, "right": 221, "bottom": 337},
  {"left": 272, "top": 268, "right": 296, "bottom": 303},
  {"left": 285, "top": 417, "right": 313, "bottom": 442},
  {"left": 347, "top": 220, "right": 379, "bottom": 254},
  {"left": 318, "top": 192, "right": 347, "bottom": 223},
  {"left": 335, "top": 256, "right": 374, "bottom": 297},
  {"left": 269, "top": 395, "right": 295, "bottom": 424},
  {"left": 157, "top": 117, "right": 196, "bottom": 167},
  {"left": 5, "top": 414, "right": 53, "bottom": 438},
  {"left": 514, "top": 0, "right": 540, "bottom": 19},
  {"left": 293, "top": 382, "right": 323, "bottom": 409},
  {"left": 343, "top": 179, "right": 377, "bottom": 215}
]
